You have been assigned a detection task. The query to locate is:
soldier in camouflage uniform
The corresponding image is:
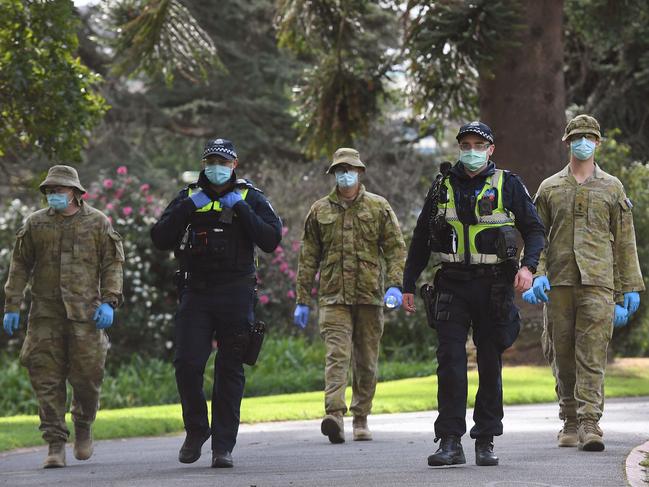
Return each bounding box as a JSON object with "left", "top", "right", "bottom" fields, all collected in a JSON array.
[
  {"left": 524, "top": 115, "right": 644, "bottom": 452},
  {"left": 293, "top": 147, "right": 406, "bottom": 444},
  {"left": 2, "top": 165, "right": 124, "bottom": 468}
]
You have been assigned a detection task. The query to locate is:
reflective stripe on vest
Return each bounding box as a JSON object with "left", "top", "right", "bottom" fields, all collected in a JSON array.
[
  {"left": 437, "top": 169, "right": 515, "bottom": 265},
  {"left": 187, "top": 187, "right": 249, "bottom": 212}
]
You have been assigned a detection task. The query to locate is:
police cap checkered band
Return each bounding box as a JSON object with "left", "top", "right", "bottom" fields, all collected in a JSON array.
[
  {"left": 456, "top": 121, "right": 494, "bottom": 144},
  {"left": 202, "top": 138, "right": 238, "bottom": 161}
]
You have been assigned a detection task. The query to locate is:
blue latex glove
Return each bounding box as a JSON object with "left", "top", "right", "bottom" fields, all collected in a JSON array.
[
  {"left": 623, "top": 292, "right": 640, "bottom": 315},
  {"left": 3, "top": 312, "right": 20, "bottom": 336},
  {"left": 189, "top": 190, "right": 211, "bottom": 208},
  {"left": 383, "top": 287, "right": 403, "bottom": 307},
  {"left": 219, "top": 191, "right": 243, "bottom": 209},
  {"left": 293, "top": 304, "right": 310, "bottom": 329},
  {"left": 93, "top": 303, "right": 114, "bottom": 329},
  {"left": 532, "top": 276, "right": 551, "bottom": 303},
  {"left": 522, "top": 288, "right": 539, "bottom": 305},
  {"left": 614, "top": 304, "right": 629, "bottom": 328}
]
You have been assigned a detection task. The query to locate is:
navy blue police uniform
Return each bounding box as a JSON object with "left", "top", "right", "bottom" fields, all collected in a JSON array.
[
  {"left": 151, "top": 144, "right": 281, "bottom": 462},
  {"left": 403, "top": 122, "right": 545, "bottom": 465}
]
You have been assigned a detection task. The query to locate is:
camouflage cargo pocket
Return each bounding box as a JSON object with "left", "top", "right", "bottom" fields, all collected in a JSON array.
[
  {"left": 355, "top": 210, "right": 378, "bottom": 241},
  {"left": 18, "top": 334, "right": 35, "bottom": 368},
  {"left": 316, "top": 211, "right": 339, "bottom": 246},
  {"left": 109, "top": 229, "right": 125, "bottom": 262},
  {"left": 357, "top": 250, "right": 380, "bottom": 293}
]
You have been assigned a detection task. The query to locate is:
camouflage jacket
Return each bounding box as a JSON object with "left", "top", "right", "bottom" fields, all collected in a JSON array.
[
  {"left": 296, "top": 185, "right": 406, "bottom": 306},
  {"left": 534, "top": 163, "right": 644, "bottom": 295},
  {"left": 4, "top": 203, "right": 125, "bottom": 322}
]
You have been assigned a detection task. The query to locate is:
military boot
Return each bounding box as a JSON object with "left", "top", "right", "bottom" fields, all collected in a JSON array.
[
  {"left": 43, "top": 442, "right": 66, "bottom": 468},
  {"left": 578, "top": 418, "right": 604, "bottom": 452},
  {"left": 352, "top": 415, "right": 372, "bottom": 441},
  {"left": 427, "top": 436, "right": 466, "bottom": 467},
  {"left": 73, "top": 424, "right": 94, "bottom": 460},
  {"left": 475, "top": 438, "right": 499, "bottom": 466},
  {"left": 557, "top": 417, "right": 578, "bottom": 447},
  {"left": 321, "top": 412, "right": 345, "bottom": 444}
]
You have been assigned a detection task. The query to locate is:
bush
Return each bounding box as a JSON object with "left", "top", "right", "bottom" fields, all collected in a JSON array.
[
  {"left": 81, "top": 166, "right": 178, "bottom": 365},
  {"left": 0, "top": 336, "right": 436, "bottom": 416},
  {"left": 597, "top": 130, "right": 649, "bottom": 356}
]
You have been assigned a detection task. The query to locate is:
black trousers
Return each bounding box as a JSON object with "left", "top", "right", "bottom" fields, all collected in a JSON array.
[
  {"left": 173, "top": 282, "right": 255, "bottom": 452},
  {"left": 431, "top": 267, "right": 520, "bottom": 440}
]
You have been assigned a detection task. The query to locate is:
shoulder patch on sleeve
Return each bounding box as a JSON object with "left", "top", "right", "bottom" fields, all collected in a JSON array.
[{"left": 619, "top": 197, "right": 633, "bottom": 211}]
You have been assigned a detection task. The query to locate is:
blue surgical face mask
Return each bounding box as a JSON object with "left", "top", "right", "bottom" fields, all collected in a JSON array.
[
  {"left": 459, "top": 150, "right": 489, "bottom": 172},
  {"left": 335, "top": 170, "right": 358, "bottom": 188},
  {"left": 47, "top": 193, "right": 70, "bottom": 211},
  {"left": 570, "top": 137, "right": 596, "bottom": 160},
  {"left": 204, "top": 164, "right": 232, "bottom": 185}
]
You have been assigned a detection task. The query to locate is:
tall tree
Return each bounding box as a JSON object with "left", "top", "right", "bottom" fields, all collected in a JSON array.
[
  {"left": 275, "top": 0, "right": 399, "bottom": 157},
  {"left": 479, "top": 0, "right": 566, "bottom": 192},
  {"left": 0, "top": 0, "right": 107, "bottom": 167},
  {"left": 81, "top": 0, "right": 304, "bottom": 175},
  {"left": 564, "top": 0, "right": 649, "bottom": 161},
  {"left": 404, "top": 0, "right": 566, "bottom": 193}
]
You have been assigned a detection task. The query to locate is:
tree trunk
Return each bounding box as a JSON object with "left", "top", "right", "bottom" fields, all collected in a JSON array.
[
  {"left": 478, "top": 0, "right": 566, "bottom": 364},
  {"left": 479, "top": 0, "right": 566, "bottom": 195}
]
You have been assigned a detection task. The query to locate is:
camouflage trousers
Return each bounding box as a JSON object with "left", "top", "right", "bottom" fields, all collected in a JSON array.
[
  {"left": 319, "top": 304, "right": 384, "bottom": 417},
  {"left": 19, "top": 314, "right": 109, "bottom": 444},
  {"left": 541, "top": 285, "right": 614, "bottom": 421}
]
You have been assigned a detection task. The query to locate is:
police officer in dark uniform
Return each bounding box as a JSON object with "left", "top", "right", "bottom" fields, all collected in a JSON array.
[
  {"left": 151, "top": 138, "right": 282, "bottom": 468},
  {"left": 402, "top": 122, "right": 544, "bottom": 467}
]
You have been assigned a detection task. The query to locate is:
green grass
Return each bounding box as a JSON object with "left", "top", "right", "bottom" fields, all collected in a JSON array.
[{"left": 2, "top": 363, "right": 649, "bottom": 453}]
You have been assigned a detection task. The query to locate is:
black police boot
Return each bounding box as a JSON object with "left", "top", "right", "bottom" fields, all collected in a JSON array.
[
  {"left": 475, "top": 437, "right": 499, "bottom": 466},
  {"left": 427, "top": 435, "right": 466, "bottom": 466},
  {"left": 178, "top": 429, "right": 211, "bottom": 464},
  {"left": 211, "top": 450, "right": 233, "bottom": 468}
]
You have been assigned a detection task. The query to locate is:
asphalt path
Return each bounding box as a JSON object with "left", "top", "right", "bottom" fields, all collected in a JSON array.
[{"left": 1, "top": 397, "right": 648, "bottom": 487}]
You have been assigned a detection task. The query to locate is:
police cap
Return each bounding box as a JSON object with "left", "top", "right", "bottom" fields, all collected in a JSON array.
[
  {"left": 202, "top": 138, "right": 238, "bottom": 161},
  {"left": 456, "top": 121, "right": 494, "bottom": 144}
]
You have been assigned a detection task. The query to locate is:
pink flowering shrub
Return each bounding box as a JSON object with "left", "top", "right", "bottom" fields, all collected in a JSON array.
[
  {"left": 254, "top": 226, "right": 313, "bottom": 332},
  {"left": 80, "top": 167, "right": 179, "bottom": 363}
]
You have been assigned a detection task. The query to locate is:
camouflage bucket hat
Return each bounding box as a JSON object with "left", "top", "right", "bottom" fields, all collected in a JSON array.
[
  {"left": 562, "top": 114, "right": 601, "bottom": 141},
  {"left": 39, "top": 165, "right": 86, "bottom": 194},
  {"left": 326, "top": 147, "right": 366, "bottom": 174}
]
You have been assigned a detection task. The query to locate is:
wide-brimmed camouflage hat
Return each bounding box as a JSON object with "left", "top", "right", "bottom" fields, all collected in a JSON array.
[
  {"left": 562, "top": 114, "right": 601, "bottom": 141},
  {"left": 39, "top": 165, "right": 86, "bottom": 194},
  {"left": 326, "top": 147, "right": 366, "bottom": 174}
]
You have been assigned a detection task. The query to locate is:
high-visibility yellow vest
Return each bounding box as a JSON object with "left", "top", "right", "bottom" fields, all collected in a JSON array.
[{"left": 437, "top": 169, "right": 515, "bottom": 265}]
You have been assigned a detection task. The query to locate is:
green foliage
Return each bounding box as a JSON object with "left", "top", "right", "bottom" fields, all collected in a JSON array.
[
  {"left": 402, "top": 0, "right": 523, "bottom": 129},
  {"left": 83, "top": 0, "right": 303, "bottom": 173},
  {"left": 564, "top": 0, "right": 649, "bottom": 160},
  {"left": 3, "top": 360, "right": 649, "bottom": 451},
  {"left": 81, "top": 166, "right": 178, "bottom": 365},
  {"left": 0, "top": 0, "right": 108, "bottom": 163},
  {"left": 597, "top": 130, "right": 649, "bottom": 355},
  {"left": 276, "top": 0, "right": 398, "bottom": 157},
  {"left": 104, "top": 0, "right": 224, "bottom": 85},
  {"left": 0, "top": 336, "right": 435, "bottom": 416}
]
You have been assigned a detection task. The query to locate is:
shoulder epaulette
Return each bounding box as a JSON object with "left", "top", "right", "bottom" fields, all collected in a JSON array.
[{"left": 236, "top": 178, "right": 264, "bottom": 194}]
